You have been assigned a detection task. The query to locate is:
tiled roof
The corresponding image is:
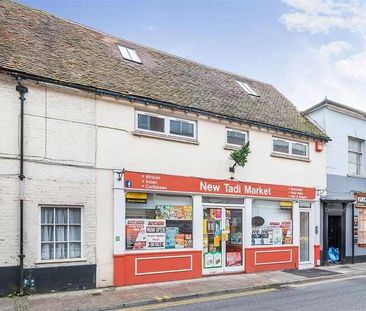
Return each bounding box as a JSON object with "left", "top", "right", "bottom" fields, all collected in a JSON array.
[{"left": 0, "top": 0, "right": 327, "bottom": 139}]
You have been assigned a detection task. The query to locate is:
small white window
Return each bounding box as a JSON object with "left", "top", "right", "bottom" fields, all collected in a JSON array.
[
  {"left": 349, "top": 137, "right": 363, "bottom": 175},
  {"left": 272, "top": 137, "right": 308, "bottom": 158},
  {"left": 136, "top": 111, "right": 197, "bottom": 140},
  {"left": 40, "top": 206, "right": 82, "bottom": 261},
  {"left": 117, "top": 45, "right": 142, "bottom": 63},
  {"left": 237, "top": 81, "right": 258, "bottom": 96},
  {"left": 226, "top": 128, "right": 247, "bottom": 147}
]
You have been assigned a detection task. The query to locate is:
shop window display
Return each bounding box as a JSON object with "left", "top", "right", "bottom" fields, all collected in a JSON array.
[
  {"left": 251, "top": 200, "right": 292, "bottom": 246},
  {"left": 125, "top": 193, "right": 193, "bottom": 250}
]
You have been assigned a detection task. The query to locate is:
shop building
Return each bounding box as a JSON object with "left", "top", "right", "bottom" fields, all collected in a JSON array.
[
  {"left": 305, "top": 99, "right": 366, "bottom": 264},
  {"left": 0, "top": 1, "right": 328, "bottom": 294}
]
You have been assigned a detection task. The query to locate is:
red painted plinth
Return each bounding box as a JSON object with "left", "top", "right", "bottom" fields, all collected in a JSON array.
[
  {"left": 314, "top": 245, "right": 320, "bottom": 266},
  {"left": 245, "top": 246, "right": 299, "bottom": 273},
  {"left": 114, "top": 250, "right": 202, "bottom": 286}
]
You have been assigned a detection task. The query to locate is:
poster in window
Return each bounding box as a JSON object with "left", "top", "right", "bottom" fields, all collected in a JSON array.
[
  {"left": 269, "top": 221, "right": 282, "bottom": 245},
  {"left": 226, "top": 252, "right": 242, "bottom": 267},
  {"left": 155, "top": 205, "right": 192, "bottom": 220},
  {"left": 146, "top": 219, "right": 166, "bottom": 249},
  {"left": 204, "top": 252, "right": 214, "bottom": 268},
  {"left": 126, "top": 219, "right": 147, "bottom": 250},
  {"left": 214, "top": 252, "right": 222, "bottom": 267},
  {"left": 165, "top": 227, "right": 179, "bottom": 248},
  {"left": 281, "top": 220, "right": 293, "bottom": 244}
]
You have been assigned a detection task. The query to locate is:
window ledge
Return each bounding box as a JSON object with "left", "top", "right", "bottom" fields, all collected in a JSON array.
[
  {"left": 224, "top": 145, "right": 242, "bottom": 151},
  {"left": 35, "top": 258, "right": 87, "bottom": 265},
  {"left": 133, "top": 131, "right": 199, "bottom": 145},
  {"left": 347, "top": 174, "right": 366, "bottom": 179},
  {"left": 271, "top": 152, "right": 310, "bottom": 162}
]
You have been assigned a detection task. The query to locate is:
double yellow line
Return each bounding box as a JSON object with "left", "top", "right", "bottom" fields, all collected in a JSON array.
[{"left": 122, "top": 288, "right": 277, "bottom": 310}]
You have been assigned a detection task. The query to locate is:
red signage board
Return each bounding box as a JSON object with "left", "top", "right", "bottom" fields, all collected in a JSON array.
[{"left": 123, "top": 171, "right": 316, "bottom": 200}]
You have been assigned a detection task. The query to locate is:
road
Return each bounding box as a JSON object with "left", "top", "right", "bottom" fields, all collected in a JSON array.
[{"left": 125, "top": 275, "right": 366, "bottom": 311}]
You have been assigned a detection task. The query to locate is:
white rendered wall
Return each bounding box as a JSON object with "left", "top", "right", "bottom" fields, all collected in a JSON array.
[{"left": 0, "top": 74, "right": 327, "bottom": 288}]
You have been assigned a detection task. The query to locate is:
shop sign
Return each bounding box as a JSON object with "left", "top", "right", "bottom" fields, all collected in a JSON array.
[
  {"left": 126, "top": 192, "right": 148, "bottom": 203},
  {"left": 123, "top": 171, "right": 316, "bottom": 200},
  {"left": 356, "top": 194, "right": 366, "bottom": 208},
  {"left": 280, "top": 201, "right": 293, "bottom": 209}
]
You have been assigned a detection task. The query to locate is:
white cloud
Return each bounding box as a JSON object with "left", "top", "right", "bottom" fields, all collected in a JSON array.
[
  {"left": 313, "top": 41, "right": 352, "bottom": 58},
  {"left": 280, "top": 0, "right": 366, "bottom": 110},
  {"left": 336, "top": 50, "right": 366, "bottom": 80}
]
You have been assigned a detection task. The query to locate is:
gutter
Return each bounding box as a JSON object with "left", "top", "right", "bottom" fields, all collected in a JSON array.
[
  {"left": 15, "top": 78, "right": 28, "bottom": 295},
  {"left": 1, "top": 68, "right": 330, "bottom": 142}
]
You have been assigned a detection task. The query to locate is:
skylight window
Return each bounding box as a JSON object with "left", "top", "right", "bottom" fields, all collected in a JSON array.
[
  {"left": 237, "top": 81, "right": 258, "bottom": 97},
  {"left": 117, "top": 45, "right": 142, "bottom": 63}
]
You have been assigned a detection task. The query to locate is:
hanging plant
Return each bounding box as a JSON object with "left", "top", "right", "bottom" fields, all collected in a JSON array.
[{"left": 229, "top": 141, "right": 250, "bottom": 173}]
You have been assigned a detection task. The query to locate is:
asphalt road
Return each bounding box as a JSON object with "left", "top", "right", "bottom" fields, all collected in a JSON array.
[{"left": 127, "top": 275, "right": 366, "bottom": 311}]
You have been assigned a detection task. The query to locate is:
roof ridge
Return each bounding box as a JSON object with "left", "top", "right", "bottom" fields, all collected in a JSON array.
[{"left": 12, "top": 0, "right": 271, "bottom": 87}]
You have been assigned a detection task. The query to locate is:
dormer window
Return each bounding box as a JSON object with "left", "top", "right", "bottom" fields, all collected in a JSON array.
[
  {"left": 117, "top": 45, "right": 142, "bottom": 63},
  {"left": 237, "top": 81, "right": 258, "bottom": 97}
]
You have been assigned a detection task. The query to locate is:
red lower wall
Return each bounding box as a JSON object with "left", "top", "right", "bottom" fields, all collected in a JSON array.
[
  {"left": 314, "top": 245, "right": 320, "bottom": 266},
  {"left": 114, "top": 250, "right": 202, "bottom": 286},
  {"left": 245, "top": 246, "right": 299, "bottom": 273}
]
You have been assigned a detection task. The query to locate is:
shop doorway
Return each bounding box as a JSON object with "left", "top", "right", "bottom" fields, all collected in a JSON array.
[
  {"left": 322, "top": 201, "right": 347, "bottom": 264},
  {"left": 203, "top": 207, "right": 244, "bottom": 274}
]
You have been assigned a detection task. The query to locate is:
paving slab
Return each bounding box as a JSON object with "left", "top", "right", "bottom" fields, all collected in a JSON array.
[{"left": 2, "top": 264, "right": 366, "bottom": 311}]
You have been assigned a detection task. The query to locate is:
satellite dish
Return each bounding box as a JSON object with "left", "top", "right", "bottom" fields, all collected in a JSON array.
[{"left": 252, "top": 216, "right": 265, "bottom": 227}]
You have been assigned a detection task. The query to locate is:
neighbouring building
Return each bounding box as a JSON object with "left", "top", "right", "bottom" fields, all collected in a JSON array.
[
  {"left": 305, "top": 99, "right": 366, "bottom": 264},
  {"left": 0, "top": 1, "right": 329, "bottom": 295}
]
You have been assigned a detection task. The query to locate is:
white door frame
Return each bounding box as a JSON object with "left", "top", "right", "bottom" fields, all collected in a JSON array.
[
  {"left": 299, "top": 208, "right": 314, "bottom": 269},
  {"left": 202, "top": 205, "right": 245, "bottom": 275}
]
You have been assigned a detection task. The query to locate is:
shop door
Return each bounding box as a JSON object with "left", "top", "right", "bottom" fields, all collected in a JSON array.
[
  {"left": 203, "top": 207, "right": 243, "bottom": 274},
  {"left": 300, "top": 211, "right": 310, "bottom": 263}
]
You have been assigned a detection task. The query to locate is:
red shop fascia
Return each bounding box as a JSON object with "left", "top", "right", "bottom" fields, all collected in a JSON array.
[{"left": 113, "top": 170, "right": 319, "bottom": 286}]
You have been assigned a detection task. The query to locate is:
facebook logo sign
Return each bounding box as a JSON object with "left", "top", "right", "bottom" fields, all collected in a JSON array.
[{"left": 125, "top": 180, "right": 132, "bottom": 188}]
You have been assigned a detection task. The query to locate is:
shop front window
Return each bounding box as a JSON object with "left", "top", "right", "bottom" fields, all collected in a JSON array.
[
  {"left": 125, "top": 193, "right": 193, "bottom": 250},
  {"left": 251, "top": 200, "right": 293, "bottom": 246}
]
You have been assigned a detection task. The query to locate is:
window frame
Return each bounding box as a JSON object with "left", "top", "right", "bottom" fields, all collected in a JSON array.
[
  {"left": 272, "top": 137, "right": 309, "bottom": 159},
  {"left": 225, "top": 128, "right": 248, "bottom": 148},
  {"left": 135, "top": 111, "right": 197, "bottom": 141},
  {"left": 348, "top": 137, "right": 364, "bottom": 176},
  {"left": 117, "top": 45, "right": 142, "bottom": 64},
  {"left": 39, "top": 205, "right": 83, "bottom": 262}
]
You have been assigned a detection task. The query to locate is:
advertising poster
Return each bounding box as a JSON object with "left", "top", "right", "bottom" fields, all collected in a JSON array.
[
  {"left": 165, "top": 227, "right": 179, "bottom": 248},
  {"left": 281, "top": 220, "right": 293, "bottom": 244},
  {"left": 155, "top": 205, "right": 192, "bottom": 220},
  {"left": 269, "top": 221, "right": 282, "bottom": 245},
  {"left": 146, "top": 219, "right": 166, "bottom": 249},
  {"left": 214, "top": 252, "right": 222, "bottom": 267},
  {"left": 204, "top": 252, "right": 214, "bottom": 268},
  {"left": 226, "top": 252, "right": 242, "bottom": 267},
  {"left": 126, "top": 219, "right": 147, "bottom": 250}
]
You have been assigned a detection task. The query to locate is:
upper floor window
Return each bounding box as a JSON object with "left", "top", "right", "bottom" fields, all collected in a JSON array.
[
  {"left": 40, "top": 206, "right": 82, "bottom": 261},
  {"left": 226, "top": 128, "right": 247, "bottom": 147},
  {"left": 272, "top": 137, "right": 308, "bottom": 158},
  {"left": 117, "top": 45, "right": 142, "bottom": 63},
  {"left": 136, "top": 111, "right": 197, "bottom": 140},
  {"left": 349, "top": 137, "right": 363, "bottom": 175}
]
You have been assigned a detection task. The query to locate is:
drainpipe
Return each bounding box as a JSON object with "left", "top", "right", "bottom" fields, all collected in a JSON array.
[
  {"left": 16, "top": 79, "right": 28, "bottom": 295},
  {"left": 352, "top": 202, "right": 355, "bottom": 264}
]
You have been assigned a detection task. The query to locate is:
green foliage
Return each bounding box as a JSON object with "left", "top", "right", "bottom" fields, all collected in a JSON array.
[{"left": 230, "top": 141, "right": 250, "bottom": 168}]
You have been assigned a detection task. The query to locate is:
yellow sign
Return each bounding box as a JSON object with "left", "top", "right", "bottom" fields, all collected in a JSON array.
[
  {"left": 280, "top": 201, "right": 293, "bottom": 209},
  {"left": 126, "top": 192, "right": 148, "bottom": 203}
]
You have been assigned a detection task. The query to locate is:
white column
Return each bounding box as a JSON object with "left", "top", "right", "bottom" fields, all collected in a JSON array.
[
  {"left": 244, "top": 198, "right": 253, "bottom": 248},
  {"left": 293, "top": 201, "right": 300, "bottom": 246},
  {"left": 113, "top": 170, "right": 125, "bottom": 254},
  {"left": 314, "top": 200, "right": 321, "bottom": 246},
  {"left": 193, "top": 195, "right": 203, "bottom": 250}
]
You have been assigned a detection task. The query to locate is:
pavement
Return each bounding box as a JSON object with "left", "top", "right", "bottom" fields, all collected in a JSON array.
[{"left": 2, "top": 263, "right": 366, "bottom": 311}]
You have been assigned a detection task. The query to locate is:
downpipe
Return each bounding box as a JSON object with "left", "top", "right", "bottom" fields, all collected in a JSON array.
[{"left": 16, "top": 79, "right": 28, "bottom": 295}]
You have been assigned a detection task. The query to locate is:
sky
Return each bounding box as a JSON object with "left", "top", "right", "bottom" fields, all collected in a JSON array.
[{"left": 16, "top": 0, "right": 366, "bottom": 111}]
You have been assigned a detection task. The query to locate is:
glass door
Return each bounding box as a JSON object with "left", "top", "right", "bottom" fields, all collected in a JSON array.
[
  {"left": 300, "top": 211, "right": 310, "bottom": 263},
  {"left": 224, "top": 209, "right": 243, "bottom": 270},
  {"left": 203, "top": 207, "right": 244, "bottom": 273},
  {"left": 203, "top": 207, "right": 224, "bottom": 272}
]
